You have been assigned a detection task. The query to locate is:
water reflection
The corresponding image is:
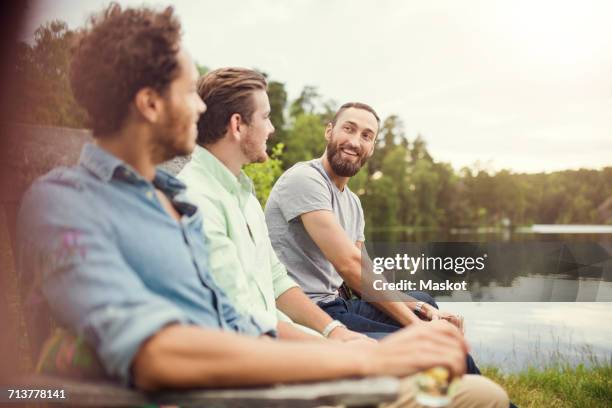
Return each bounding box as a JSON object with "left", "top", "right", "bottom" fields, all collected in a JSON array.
[
  {"left": 364, "top": 230, "right": 612, "bottom": 301},
  {"left": 438, "top": 275, "right": 612, "bottom": 302},
  {"left": 366, "top": 229, "right": 612, "bottom": 370},
  {"left": 441, "top": 302, "right": 612, "bottom": 371}
]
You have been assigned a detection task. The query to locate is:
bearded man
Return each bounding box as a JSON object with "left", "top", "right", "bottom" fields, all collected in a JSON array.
[{"left": 264, "top": 102, "right": 483, "bottom": 375}]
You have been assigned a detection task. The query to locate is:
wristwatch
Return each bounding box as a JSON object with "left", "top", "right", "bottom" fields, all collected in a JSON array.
[
  {"left": 322, "top": 320, "right": 346, "bottom": 337},
  {"left": 414, "top": 301, "right": 425, "bottom": 316}
]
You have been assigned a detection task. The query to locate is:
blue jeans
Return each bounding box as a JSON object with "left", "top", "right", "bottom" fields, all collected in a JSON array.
[{"left": 318, "top": 291, "right": 481, "bottom": 375}]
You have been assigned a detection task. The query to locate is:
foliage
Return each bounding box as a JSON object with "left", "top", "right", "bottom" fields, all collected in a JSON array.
[
  {"left": 14, "top": 18, "right": 612, "bottom": 223},
  {"left": 281, "top": 113, "right": 327, "bottom": 168},
  {"left": 243, "top": 143, "right": 284, "bottom": 206},
  {"left": 10, "top": 21, "right": 87, "bottom": 128},
  {"left": 196, "top": 63, "right": 209, "bottom": 76}
]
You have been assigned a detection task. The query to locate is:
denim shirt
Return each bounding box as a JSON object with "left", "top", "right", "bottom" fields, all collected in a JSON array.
[{"left": 17, "top": 143, "right": 273, "bottom": 385}]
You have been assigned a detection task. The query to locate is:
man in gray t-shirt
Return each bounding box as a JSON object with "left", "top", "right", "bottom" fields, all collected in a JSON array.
[
  {"left": 265, "top": 158, "right": 365, "bottom": 303},
  {"left": 265, "top": 102, "right": 483, "bottom": 375},
  {"left": 265, "top": 102, "right": 442, "bottom": 328}
]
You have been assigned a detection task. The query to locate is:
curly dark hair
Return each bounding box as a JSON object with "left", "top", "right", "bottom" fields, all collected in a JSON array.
[
  {"left": 69, "top": 3, "right": 182, "bottom": 136},
  {"left": 196, "top": 67, "right": 267, "bottom": 146}
]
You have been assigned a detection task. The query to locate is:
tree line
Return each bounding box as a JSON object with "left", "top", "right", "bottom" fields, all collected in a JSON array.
[{"left": 9, "top": 21, "right": 612, "bottom": 230}]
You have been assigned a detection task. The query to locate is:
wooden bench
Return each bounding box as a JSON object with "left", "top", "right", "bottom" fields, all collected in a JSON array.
[{"left": 0, "top": 123, "right": 400, "bottom": 407}]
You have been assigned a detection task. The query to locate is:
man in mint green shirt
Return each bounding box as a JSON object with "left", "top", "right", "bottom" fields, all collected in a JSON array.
[{"left": 178, "top": 67, "right": 369, "bottom": 341}]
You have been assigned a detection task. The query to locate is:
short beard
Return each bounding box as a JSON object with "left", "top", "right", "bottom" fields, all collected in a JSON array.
[
  {"left": 240, "top": 129, "right": 270, "bottom": 164},
  {"left": 151, "top": 127, "right": 189, "bottom": 164},
  {"left": 152, "top": 104, "right": 195, "bottom": 163},
  {"left": 326, "top": 140, "right": 368, "bottom": 177}
]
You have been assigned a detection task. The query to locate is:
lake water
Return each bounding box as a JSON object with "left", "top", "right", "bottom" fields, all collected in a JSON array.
[
  {"left": 367, "top": 227, "right": 612, "bottom": 370},
  {"left": 441, "top": 302, "right": 612, "bottom": 372}
]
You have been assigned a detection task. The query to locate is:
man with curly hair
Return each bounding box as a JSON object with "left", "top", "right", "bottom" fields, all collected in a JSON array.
[{"left": 16, "top": 5, "right": 509, "bottom": 407}]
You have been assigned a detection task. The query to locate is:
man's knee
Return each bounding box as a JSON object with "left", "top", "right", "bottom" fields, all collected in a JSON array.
[{"left": 451, "top": 374, "right": 509, "bottom": 408}]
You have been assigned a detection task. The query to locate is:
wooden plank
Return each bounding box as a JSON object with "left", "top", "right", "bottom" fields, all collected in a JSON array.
[{"left": 14, "top": 374, "right": 399, "bottom": 407}]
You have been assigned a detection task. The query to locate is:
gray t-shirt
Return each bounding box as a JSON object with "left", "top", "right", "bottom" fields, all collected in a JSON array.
[{"left": 265, "top": 159, "right": 365, "bottom": 303}]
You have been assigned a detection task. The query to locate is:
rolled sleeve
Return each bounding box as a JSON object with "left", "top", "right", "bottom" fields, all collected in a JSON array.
[
  {"left": 17, "top": 180, "right": 190, "bottom": 385},
  {"left": 87, "top": 300, "right": 189, "bottom": 384}
]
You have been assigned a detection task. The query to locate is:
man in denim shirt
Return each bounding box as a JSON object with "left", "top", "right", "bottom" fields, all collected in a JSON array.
[
  {"left": 15, "top": 5, "right": 510, "bottom": 407},
  {"left": 18, "top": 139, "right": 274, "bottom": 382}
]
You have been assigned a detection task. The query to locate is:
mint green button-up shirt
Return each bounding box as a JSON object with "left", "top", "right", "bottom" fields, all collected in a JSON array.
[{"left": 178, "top": 146, "right": 299, "bottom": 330}]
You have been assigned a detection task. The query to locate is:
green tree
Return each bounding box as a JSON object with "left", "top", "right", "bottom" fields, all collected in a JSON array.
[
  {"left": 368, "top": 114, "right": 404, "bottom": 175},
  {"left": 289, "top": 86, "right": 321, "bottom": 119},
  {"left": 282, "top": 113, "right": 326, "bottom": 169},
  {"left": 361, "top": 175, "right": 399, "bottom": 229},
  {"left": 266, "top": 80, "right": 289, "bottom": 154},
  {"left": 244, "top": 143, "right": 284, "bottom": 206},
  {"left": 196, "top": 63, "right": 209, "bottom": 76},
  {"left": 381, "top": 144, "right": 413, "bottom": 226},
  {"left": 11, "top": 20, "right": 87, "bottom": 128}
]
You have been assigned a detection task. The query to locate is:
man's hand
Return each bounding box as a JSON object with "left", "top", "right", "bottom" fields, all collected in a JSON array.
[
  {"left": 362, "top": 320, "right": 468, "bottom": 379},
  {"left": 328, "top": 326, "right": 376, "bottom": 343},
  {"left": 418, "top": 304, "right": 465, "bottom": 333}
]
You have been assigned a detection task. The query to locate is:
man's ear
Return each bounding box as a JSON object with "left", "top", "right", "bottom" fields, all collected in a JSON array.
[
  {"left": 367, "top": 133, "right": 378, "bottom": 157},
  {"left": 134, "top": 87, "right": 163, "bottom": 123},
  {"left": 324, "top": 123, "right": 333, "bottom": 142},
  {"left": 367, "top": 144, "right": 376, "bottom": 158},
  {"left": 228, "top": 113, "right": 245, "bottom": 142}
]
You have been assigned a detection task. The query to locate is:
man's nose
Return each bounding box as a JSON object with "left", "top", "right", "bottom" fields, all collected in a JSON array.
[{"left": 346, "top": 133, "right": 360, "bottom": 148}]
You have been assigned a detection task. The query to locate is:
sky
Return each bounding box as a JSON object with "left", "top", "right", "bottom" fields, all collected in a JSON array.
[{"left": 20, "top": 0, "right": 612, "bottom": 174}]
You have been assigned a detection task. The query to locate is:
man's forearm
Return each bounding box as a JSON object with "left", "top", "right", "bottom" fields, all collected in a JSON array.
[
  {"left": 367, "top": 300, "right": 420, "bottom": 326},
  {"left": 132, "top": 324, "right": 366, "bottom": 390},
  {"left": 276, "top": 287, "right": 332, "bottom": 333},
  {"left": 277, "top": 321, "right": 323, "bottom": 341}
]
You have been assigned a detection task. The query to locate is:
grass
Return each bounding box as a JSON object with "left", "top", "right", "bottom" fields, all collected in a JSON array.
[
  {"left": 482, "top": 359, "right": 612, "bottom": 407},
  {"left": 467, "top": 324, "right": 612, "bottom": 407}
]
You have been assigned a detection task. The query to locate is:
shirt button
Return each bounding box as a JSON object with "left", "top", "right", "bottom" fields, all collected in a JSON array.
[{"left": 146, "top": 190, "right": 154, "bottom": 200}]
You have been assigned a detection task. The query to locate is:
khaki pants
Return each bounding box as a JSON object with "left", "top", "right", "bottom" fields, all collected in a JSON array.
[{"left": 381, "top": 374, "right": 509, "bottom": 408}]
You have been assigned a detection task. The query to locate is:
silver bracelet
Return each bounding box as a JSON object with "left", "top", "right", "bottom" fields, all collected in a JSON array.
[{"left": 322, "top": 320, "right": 346, "bottom": 337}]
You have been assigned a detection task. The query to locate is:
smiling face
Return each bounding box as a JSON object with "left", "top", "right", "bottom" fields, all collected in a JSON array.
[
  {"left": 325, "top": 107, "right": 378, "bottom": 177},
  {"left": 154, "top": 48, "right": 206, "bottom": 160},
  {"left": 240, "top": 89, "right": 275, "bottom": 163}
]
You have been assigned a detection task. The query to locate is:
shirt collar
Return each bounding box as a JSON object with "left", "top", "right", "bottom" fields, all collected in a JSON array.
[
  {"left": 79, "top": 143, "right": 124, "bottom": 182},
  {"left": 153, "top": 169, "right": 188, "bottom": 198},
  {"left": 78, "top": 142, "right": 188, "bottom": 197},
  {"left": 190, "top": 145, "right": 253, "bottom": 197}
]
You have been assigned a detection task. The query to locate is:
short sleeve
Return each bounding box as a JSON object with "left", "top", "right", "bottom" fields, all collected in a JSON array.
[
  {"left": 356, "top": 194, "right": 366, "bottom": 242},
  {"left": 275, "top": 165, "right": 333, "bottom": 222}
]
